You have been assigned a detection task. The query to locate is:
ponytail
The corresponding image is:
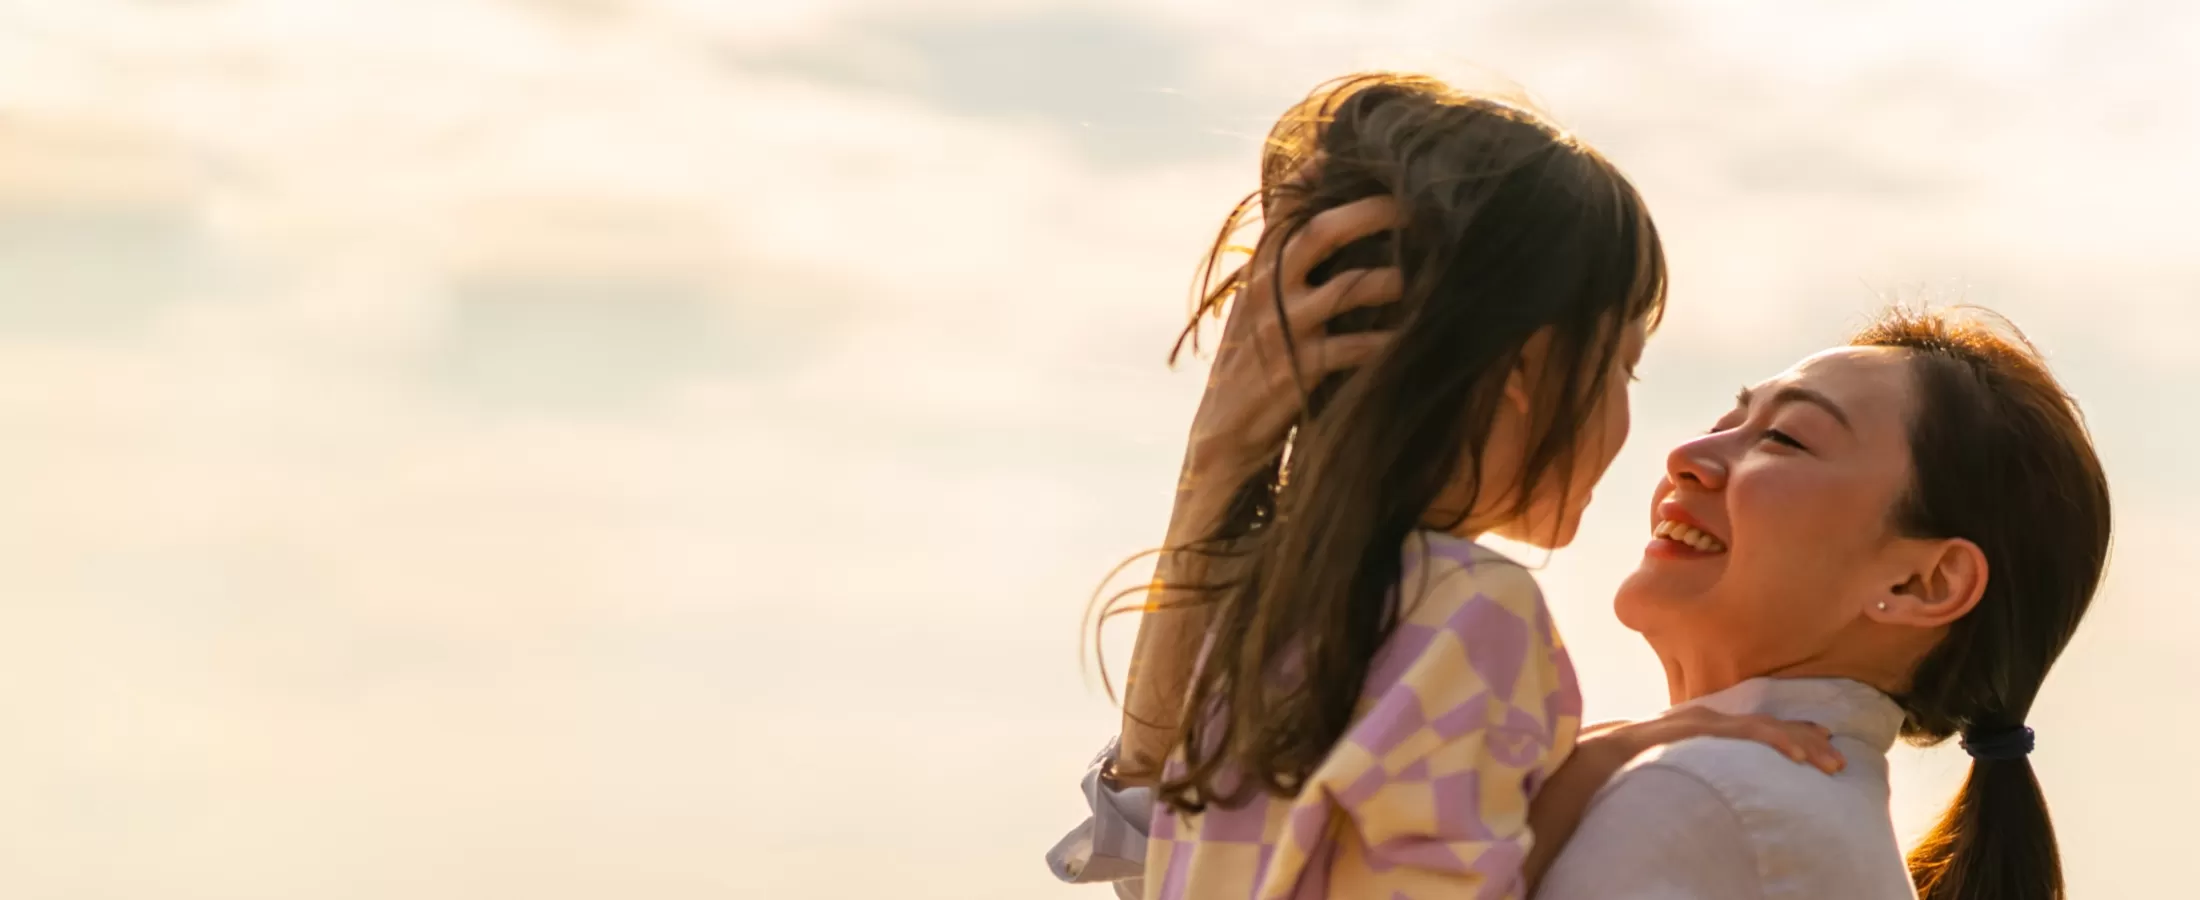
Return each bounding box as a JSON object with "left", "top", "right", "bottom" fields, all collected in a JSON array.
[{"left": 1907, "top": 750, "right": 2063, "bottom": 900}]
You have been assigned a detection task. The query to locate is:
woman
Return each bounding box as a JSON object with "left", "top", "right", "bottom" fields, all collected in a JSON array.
[
  {"left": 1057, "top": 198, "right": 2108, "bottom": 898},
  {"left": 1535, "top": 305, "right": 2107, "bottom": 899}
]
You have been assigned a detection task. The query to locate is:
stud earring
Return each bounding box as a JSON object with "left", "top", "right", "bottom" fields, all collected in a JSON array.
[{"left": 1876, "top": 601, "right": 1889, "bottom": 612}]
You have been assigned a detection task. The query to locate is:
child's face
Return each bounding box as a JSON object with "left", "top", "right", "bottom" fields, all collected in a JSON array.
[
  {"left": 1447, "top": 315, "right": 1648, "bottom": 550},
  {"left": 1526, "top": 315, "right": 1647, "bottom": 549}
]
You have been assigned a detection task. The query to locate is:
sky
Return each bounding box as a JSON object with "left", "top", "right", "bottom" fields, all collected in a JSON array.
[{"left": 0, "top": 0, "right": 2193, "bottom": 897}]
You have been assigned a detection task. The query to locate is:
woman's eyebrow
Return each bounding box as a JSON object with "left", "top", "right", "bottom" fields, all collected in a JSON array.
[{"left": 1735, "top": 384, "right": 1856, "bottom": 432}]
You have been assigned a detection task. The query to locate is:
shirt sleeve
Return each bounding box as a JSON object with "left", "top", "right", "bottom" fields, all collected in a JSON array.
[
  {"left": 1045, "top": 736, "right": 1154, "bottom": 900},
  {"left": 1531, "top": 764, "right": 1761, "bottom": 900},
  {"left": 1276, "top": 549, "right": 1575, "bottom": 900}
]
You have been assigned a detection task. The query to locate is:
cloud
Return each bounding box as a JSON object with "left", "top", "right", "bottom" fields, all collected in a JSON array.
[
  {"left": 725, "top": 7, "right": 1264, "bottom": 168},
  {"left": 0, "top": 1, "right": 2195, "bottom": 898},
  {"left": 0, "top": 115, "right": 226, "bottom": 337}
]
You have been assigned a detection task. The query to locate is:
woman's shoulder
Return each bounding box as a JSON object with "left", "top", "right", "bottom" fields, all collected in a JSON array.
[
  {"left": 1595, "top": 743, "right": 1910, "bottom": 892},
  {"left": 1621, "top": 737, "right": 1895, "bottom": 842}
]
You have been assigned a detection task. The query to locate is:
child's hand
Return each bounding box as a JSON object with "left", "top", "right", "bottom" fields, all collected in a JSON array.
[
  {"left": 1594, "top": 706, "right": 1846, "bottom": 774},
  {"left": 1181, "top": 169, "right": 1404, "bottom": 489}
]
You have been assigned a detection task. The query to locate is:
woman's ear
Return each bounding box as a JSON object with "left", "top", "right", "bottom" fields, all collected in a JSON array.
[{"left": 1868, "top": 537, "right": 1988, "bottom": 628}]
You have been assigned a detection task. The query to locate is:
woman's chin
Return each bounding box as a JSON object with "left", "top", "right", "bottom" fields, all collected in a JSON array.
[
  {"left": 1611, "top": 590, "right": 1657, "bottom": 635},
  {"left": 1614, "top": 570, "right": 1720, "bottom": 633}
]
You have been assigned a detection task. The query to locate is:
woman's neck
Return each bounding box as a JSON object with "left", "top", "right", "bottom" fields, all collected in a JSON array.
[{"left": 1655, "top": 643, "right": 1907, "bottom": 706}]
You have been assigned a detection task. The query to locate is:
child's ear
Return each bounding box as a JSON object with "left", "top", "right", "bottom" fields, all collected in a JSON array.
[
  {"left": 1505, "top": 327, "right": 1556, "bottom": 414},
  {"left": 1504, "top": 367, "right": 1530, "bottom": 413}
]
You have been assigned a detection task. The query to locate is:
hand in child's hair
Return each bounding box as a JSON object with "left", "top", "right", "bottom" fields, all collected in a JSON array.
[{"left": 1184, "top": 161, "right": 1406, "bottom": 487}]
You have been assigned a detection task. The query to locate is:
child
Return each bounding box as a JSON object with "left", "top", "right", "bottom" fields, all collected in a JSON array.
[{"left": 1052, "top": 73, "right": 1839, "bottom": 899}]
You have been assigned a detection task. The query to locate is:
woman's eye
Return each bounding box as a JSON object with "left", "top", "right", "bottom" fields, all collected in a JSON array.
[{"left": 1764, "top": 428, "right": 1806, "bottom": 450}]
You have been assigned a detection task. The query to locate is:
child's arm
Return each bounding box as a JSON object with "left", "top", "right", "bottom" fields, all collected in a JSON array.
[
  {"left": 1116, "top": 187, "right": 1405, "bottom": 781},
  {"left": 1113, "top": 475, "right": 1231, "bottom": 783}
]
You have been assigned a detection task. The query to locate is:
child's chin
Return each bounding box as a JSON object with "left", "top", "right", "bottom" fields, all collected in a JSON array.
[{"left": 1492, "top": 515, "right": 1578, "bottom": 550}]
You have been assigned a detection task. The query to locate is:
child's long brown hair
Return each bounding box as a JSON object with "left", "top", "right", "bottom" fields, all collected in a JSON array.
[{"left": 1113, "top": 73, "right": 1669, "bottom": 813}]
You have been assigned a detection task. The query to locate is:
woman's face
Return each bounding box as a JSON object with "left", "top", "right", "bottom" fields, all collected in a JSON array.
[{"left": 1614, "top": 345, "right": 1925, "bottom": 669}]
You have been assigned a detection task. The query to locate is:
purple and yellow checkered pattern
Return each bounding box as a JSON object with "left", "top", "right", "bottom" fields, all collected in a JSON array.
[{"left": 1143, "top": 533, "right": 1583, "bottom": 900}]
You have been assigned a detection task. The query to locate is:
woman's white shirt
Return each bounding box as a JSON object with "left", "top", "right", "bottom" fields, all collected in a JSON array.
[{"left": 1536, "top": 677, "right": 1919, "bottom": 900}]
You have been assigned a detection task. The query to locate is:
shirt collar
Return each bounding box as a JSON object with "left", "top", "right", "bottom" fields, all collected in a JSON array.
[{"left": 1682, "top": 677, "right": 1907, "bottom": 753}]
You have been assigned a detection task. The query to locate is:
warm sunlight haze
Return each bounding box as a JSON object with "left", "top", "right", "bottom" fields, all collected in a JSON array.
[{"left": 0, "top": 0, "right": 2192, "bottom": 897}]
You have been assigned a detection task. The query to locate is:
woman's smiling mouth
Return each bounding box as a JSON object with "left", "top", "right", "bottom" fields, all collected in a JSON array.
[{"left": 1653, "top": 518, "right": 1728, "bottom": 553}]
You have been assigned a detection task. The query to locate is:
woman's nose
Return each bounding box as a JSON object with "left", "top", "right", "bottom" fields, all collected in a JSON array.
[{"left": 1666, "top": 434, "right": 1728, "bottom": 491}]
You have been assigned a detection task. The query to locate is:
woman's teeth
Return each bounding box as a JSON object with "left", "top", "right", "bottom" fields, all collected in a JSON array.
[{"left": 1655, "top": 519, "right": 1728, "bottom": 553}]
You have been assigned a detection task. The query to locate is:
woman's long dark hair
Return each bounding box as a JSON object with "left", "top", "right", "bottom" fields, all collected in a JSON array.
[
  {"left": 1855, "top": 308, "right": 2112, "bottom": 900},
  {"left": 1115, "top": 73, "right": 1668, "bottom": 814}
]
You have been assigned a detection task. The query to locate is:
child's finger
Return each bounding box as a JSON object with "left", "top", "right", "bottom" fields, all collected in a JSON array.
[
  {"left": 1763, "top": 719, "right": 1844, "bottom": 774},
  {"left": 1262, "top": 155, "right": 1325, "bottom": 223},
  {"left": 1279, "top": 197, "right": 1404, "bottom": 293},
  {"left": 1798, "top": 725, "right": 1846, "bottom": 774}
]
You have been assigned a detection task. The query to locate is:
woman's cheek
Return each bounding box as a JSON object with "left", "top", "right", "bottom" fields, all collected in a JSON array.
[
  {"left": 1725, "top": 472, "right": 1777, "bottom": 548},
  {"left": 1730, "top": 469, "right": 1831, "bottom": 560}
]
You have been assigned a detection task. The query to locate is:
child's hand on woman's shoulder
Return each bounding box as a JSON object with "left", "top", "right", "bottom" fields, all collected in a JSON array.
[{"left": 1580, "top": 706, "right": 1846, "bottom": 774}]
